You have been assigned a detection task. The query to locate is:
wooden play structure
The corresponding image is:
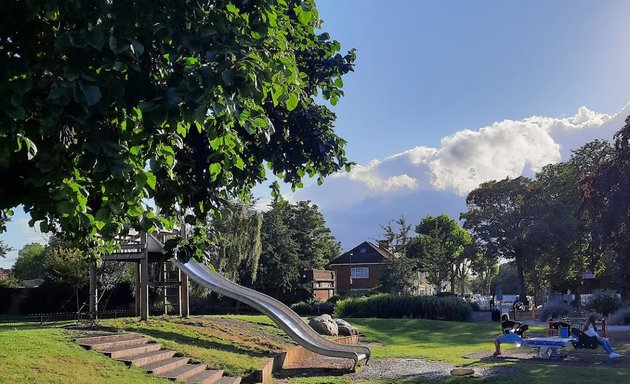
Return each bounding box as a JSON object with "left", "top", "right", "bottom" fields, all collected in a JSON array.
[{"left": 89, "top": 231, "right": 189, "bottom": 321}]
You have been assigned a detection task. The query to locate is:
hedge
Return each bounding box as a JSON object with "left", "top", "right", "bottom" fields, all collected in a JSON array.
[{"left": 334, "top": 294, "right": 472, "bottom": 321}]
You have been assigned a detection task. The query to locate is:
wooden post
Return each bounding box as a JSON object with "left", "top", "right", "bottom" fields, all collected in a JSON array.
[
  {"left": 162, "top": 262, "right": 168, "bottom": 316},
  {"left": 180, "top": 270, "right": 189, "bottom": 318},
  {"left": 135, "top": 262, "right": 141, "bottom": 317},
  {"left": 140, "top": 251, "right": 149, "bottom": 321},
  {"left": 89, "top": 261, "right": 98, "bottom": 322}
]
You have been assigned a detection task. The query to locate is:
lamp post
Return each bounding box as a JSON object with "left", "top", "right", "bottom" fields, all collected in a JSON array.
[{"left": 349, "top": 252, "right": 353, "bottom": 291}]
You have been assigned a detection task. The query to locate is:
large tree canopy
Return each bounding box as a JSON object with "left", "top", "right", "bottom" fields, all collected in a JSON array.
[
  {"left": 255, "top": 198, "right": 339, "bottom": 302},
  {"left": 581, "top": 116, "right": 630, "bottom": 296},
  {"left": 408, "top": 214, "right": 472, "bottom": 293},
  {"left": 0, "top": 0, "right": 354, "bottom": 255},
  {"left": 461, "top": 177, "right": 534, "bottom": 300}
]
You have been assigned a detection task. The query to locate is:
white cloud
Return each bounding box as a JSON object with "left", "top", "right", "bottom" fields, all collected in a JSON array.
[
  {"left": 295, "top": 103, "right": 628, "bottom": 210},
  {"left": 429, "top": 119, "right": 561, "bottom": 195}
]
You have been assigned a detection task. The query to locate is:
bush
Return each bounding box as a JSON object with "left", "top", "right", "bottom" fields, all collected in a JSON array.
[
  {"left": 537, "top": 302, "right": 576, "bottom": 321},
  {"left": 0, "top": 286, "right": 19, "bottom": 314},
  {"left": 585, "top": 289, "right": 622, "bottom": 316},
  {"left": 333, "top": 294, "right": 472, "bottom": 321},
  {"left": 608, "top": 307, "right": 630, "bottom": 325},
  {"left": 290, "top": 300, "right": 334, "bottom": 316}
]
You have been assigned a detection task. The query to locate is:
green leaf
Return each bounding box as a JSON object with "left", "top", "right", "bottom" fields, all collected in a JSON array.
[
  {"left": 48, "top": 86, "right": 72, "bottom": 105},
  {"left": 286, "top": 93, "right": 299, "bottom": 111},
  {"left": 82, "top": 83, "right": 102, "bottom": 106},
  {"left": 222, "top": 69, "right": 233, "bottom": 86},
  {"left": 271, "top": 84, "right": 283, "bottom": 106},
  {"left": 84, "top": 27, "right": 105, "bottom": 50},
  {"left": 234, "top": 156, "right": 245, "bottom": 170},
  {"left": 146, "top": 172, "right": 157, "bottom": 190},
  {"left": 130, "top": 40, "right": 144, "bottom": 57},
  {"left": 209, "top": 163, "right": 221, "bottom": 180},
  {"left": 127, "top": 205, "right": 144, "bottom": 217}
]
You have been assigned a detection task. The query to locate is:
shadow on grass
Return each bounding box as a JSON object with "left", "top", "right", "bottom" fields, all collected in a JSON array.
[
  {"left": 275, "top": 367, "right": 349, "bottom": 380},
  {"left": 123, "top": 327, "right": 270, "bottom": 358},
  {"left": 0, "top": 318, "right": 77, "bottom": 331}
]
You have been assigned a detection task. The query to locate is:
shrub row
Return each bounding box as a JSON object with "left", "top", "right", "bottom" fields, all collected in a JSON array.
[
  {"left": 290, "top": 301, "right": 334, "bottom": 316},
  {"left": 333, "top": 294, "right": 472, "bottom": 321},
  {"left": 537, "top": 302, "right": 576, "bottom": 321},
  {"left": 608, "top": 307, "right": 630, "bottom": 325}
]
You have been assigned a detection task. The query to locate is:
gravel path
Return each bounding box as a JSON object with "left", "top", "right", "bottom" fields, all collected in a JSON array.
[
  {"left": 274, "top": 355, "right": 517, "bottom": 383},
  {"left": 352, "top": 358, "right": 516, "bottom": 382}
]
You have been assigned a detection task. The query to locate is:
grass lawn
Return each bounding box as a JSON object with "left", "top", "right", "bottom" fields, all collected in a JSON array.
[
  {"left": 1, "top": 316, "right": 629, "bottom": 384},
  {"left": 0, "top": 324, "right": 167, "bottom": 384}
]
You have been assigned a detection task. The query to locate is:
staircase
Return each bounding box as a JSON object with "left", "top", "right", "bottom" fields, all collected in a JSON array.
[{"left": 76, "top": 333, "right": 241, "bottom": 384}]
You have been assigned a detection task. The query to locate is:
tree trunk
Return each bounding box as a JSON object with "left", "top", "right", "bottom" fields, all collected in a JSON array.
[{"left": 75, "top": 287, "right": 80, "bottom": 322}]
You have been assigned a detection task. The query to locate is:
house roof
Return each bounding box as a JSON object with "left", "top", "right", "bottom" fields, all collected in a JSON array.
[{"left": 329, "top": 241, "right": 394, "bottom": 265}]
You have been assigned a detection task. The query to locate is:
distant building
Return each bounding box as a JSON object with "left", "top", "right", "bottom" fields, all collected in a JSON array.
[
  {"left": 303, "top": 269, "right": 336, "bottom": 301},
  {"left": 0, "top": 268, "right": 11, "bottom": 281},
  {"left": 328, "top": 241, "right": 393, "bottom": 293},
  {"left": 329, "top": 241, "right": 435, "bottom": 295}
]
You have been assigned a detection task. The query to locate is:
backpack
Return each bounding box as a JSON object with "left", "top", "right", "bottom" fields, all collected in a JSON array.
[{"left": 571, "top": 328, "right": 598, "bottom": 350}]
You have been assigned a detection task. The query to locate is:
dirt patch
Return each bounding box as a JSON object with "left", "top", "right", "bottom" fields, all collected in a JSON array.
[{"left": 171, "top": 316, "right": 296, "bottom": 354}]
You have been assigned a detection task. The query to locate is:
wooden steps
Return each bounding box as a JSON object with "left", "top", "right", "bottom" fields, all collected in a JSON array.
[{"left": 76, "top": 333, "right": 242, "bottom": 383}]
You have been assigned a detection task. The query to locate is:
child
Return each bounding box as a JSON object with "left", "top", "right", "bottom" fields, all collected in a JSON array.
[
  {"left": 493, "top": 313, "right": 529, "bottom": 356},
  {"left": 582, "top": 314, "right": 620, "bottom": 359}
]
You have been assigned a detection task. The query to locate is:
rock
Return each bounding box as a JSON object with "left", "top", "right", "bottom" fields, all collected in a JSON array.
[
  {"left": 334, "top": 318, "right": 356, "bottom": 336},
  {"left": 309, "top": 314, "right": 339, "bottom": 336},
  {"left": 450, "top": 368, "right": 474, "bottom": 376}
]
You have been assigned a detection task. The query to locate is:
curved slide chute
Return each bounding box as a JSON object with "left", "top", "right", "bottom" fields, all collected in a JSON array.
[{"left": 171, "top": 258, "right": 371, "bottom": 368}]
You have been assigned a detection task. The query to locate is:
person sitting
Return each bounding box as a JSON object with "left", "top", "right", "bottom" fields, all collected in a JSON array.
[
  {"left": 493, "top": 313, "right": 529, "bottom": 356},
  {"left": 582, "top": 314, "right": 620, "bottom": 359},
  {"left": 547, "top": 313, "right": 571, "bottom": 336}
]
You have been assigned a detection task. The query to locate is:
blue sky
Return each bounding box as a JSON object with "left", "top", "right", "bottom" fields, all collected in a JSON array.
[{"left": 2, "top": 1, "right": 630, "bottom": 268}]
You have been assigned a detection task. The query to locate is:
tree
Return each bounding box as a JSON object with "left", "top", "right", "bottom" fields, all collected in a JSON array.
[
  {"left": 470, "top": 249, "right": 498, "bottom": 295},
  {"left": 0, "top": 0, "right": 355, "bottom": 257},
  {"left": 461, "top": 177, "right": 534, "bottom": 301},
  {"left": 12, "top": 243, "right": 46, "bottom": 281},
  {"left": 378, "top": 256, "right": 418, "bottom": 296},
  {"left": 256, "top": 200, "right": 300, "bottom": 300},
  {"left": 378, "top": 216, "right": 412, "bottom": 255},
  {"left": 581, "top": 115, "right": 630, "bottom": 296},
  {"left": 45, "top": 241, "right": 88, "bottom": 318},
  {"left": 409, "top": 214, "right": 472, "bottom": 293},
  {"left": 525, "top": 140, "right": 615, "bottom": 301},
  {"left": 490, "top": 262, "right": 521, "bottom": 296},
  {"left": 285, "top": 201, "right": 340, "bottom": 270},
  {"left": 0, "top": 212, "right": 10, "bottom": 257},
  {"left": 208, "top": 198, "right": 262, "bottom": 286},
  {"left": 377, "top": 218, "right": 418, "bottom": 295},
  {"left": 255, "top": 198, "right": 339, "bottom": 302}
]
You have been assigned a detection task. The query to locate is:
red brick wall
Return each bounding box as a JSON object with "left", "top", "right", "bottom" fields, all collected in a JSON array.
[{"left": 333, "top": 263, "right": 388, "bottom": 293}]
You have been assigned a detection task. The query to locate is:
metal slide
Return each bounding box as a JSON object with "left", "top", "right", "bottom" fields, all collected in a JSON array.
[{"left": 171, "top": 258, "right": 371, "bottom": 369}]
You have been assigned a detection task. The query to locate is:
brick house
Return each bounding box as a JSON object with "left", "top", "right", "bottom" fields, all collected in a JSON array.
[
  {"left": 328, "top": 241, "right": 392, "bottom": 294},
  {"left": 329, "top": 241, "right": 436, "bottom": 295},
  {"left": 0, "top": 268, "right": 10, "bottom": 282}
]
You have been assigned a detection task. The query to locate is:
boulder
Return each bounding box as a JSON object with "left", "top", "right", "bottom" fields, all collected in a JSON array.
[
  {"left": 334, "top": 318, "right": 356, "bottom": 336},
  {"left": 309, "top": 314, "right": 339, "bottom": 336}
]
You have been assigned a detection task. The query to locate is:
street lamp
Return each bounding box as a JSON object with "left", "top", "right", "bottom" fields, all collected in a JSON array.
[{"left": 349, "top": 252, "right": 354, "bottom": 291}]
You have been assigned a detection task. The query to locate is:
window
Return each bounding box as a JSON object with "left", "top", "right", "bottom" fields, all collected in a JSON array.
[{"left": 351, "top": 267, "right": 369, "bottom": 279}]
